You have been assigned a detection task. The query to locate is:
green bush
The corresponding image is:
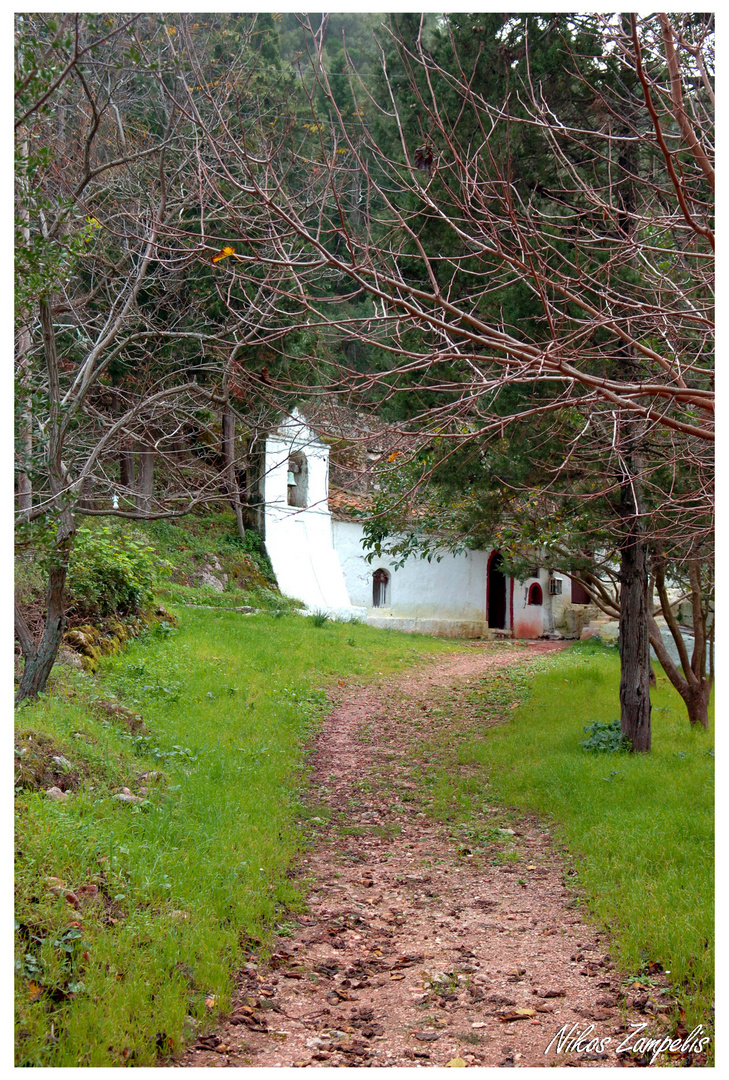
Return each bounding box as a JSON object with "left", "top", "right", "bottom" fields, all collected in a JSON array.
[
  {"left": 580, "top": 718, "right": 631, "bottom": 753},
  {"left": 67, "top": 525, "right": 160, "bottom": 618}
]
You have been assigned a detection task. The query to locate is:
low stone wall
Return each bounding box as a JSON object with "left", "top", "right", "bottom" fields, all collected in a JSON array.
[{"left": 63, "top": 606, "right": 177, "bottom": 672}]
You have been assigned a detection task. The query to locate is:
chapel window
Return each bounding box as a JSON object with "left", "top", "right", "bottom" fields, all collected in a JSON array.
[
  {"left": 372, "top": 568, "right": 390, "bottom": 608},
  {"left": 527, "top": 582, "right": 543, "bottom": 606}
]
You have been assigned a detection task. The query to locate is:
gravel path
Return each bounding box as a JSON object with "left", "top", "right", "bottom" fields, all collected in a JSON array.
[{"left": 179, "top": 641, "right": 670, "bottom": 1068}]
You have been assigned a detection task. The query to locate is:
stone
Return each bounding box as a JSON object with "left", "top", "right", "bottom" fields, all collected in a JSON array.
[
  {"left": 113, "top": 789, "right": 143, "bottom": 804},
  {"left": 45, "top": 786, "right": 68, "bottom": 801},
  {"left": 52, "top": 756, "right": 73, "bottom": 770},
  {"left": 199, "top": 570, "right": 225, "bottom": 592},
  {"left": 56, "top": 648, "right": 84, "bottom": 670}
]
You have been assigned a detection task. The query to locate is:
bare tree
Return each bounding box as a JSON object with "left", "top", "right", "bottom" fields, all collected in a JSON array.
[
  {"left": 181, "top": 12, "right": 712, "bottom": 749},
  {"left": 14, "top": 14, "right": 284, "bottom": 700}
]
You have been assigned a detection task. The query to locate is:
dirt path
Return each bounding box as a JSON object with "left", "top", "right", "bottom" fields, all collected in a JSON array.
[{"left": 180, "top": 641, "right": 666, "bottom": 1068}]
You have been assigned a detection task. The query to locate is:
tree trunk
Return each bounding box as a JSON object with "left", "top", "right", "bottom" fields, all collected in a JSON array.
[
  {"left": 17, "top": 398, "right": 33, "bottom": 512},
  {"left": 17, "top": 473, "right": 32, "bottom": 513},
  {"left": 16, "top": 139, "right": 33, "bottom": 513},
  {"left": 223, "top": 404, "right": 246, "bottom": 540},
  {"left": 619, "top": 525, "right": 652, "bottom": 751},
  {"left": 16, "top": 509, "right": 76, "bottom": 703},
  {"left": 648, "top": 554, "right": 712, "bottom": 730},
  {"left": 135, "top": 439, "right": 155, "bottom": 514},
  {"left": 614, "top": 68, "right": 652, "bottom": 753},
  {"left": 120, "top": 447, "right": 136, "bottom": 492},
  {"left": 77, "top": 474, "right": 94, "bottom": 511},
  {"left": 685, "top": 683, "right": 710, "bottom": 728}
]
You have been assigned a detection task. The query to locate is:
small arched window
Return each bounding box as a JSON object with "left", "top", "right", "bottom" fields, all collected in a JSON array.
[
  {"left": 527, "top": 582, "right": 543, "bottom": 606},
  {"left": 287, "top": 451, "right": 308, "bottom": 508},
  {"left": 372, "top": 568, "right": 390, "bottom": 608}
]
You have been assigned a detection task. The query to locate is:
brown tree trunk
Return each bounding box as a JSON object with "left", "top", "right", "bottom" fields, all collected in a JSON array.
[
  {"left": 77, "top": 474, "right": 94, "bottom": 511},
  {"left": 17, "top": 398, "right": 33, "bottom": 513},
  {"left": 648, "top": 554, "right": 712, "bottom": 730},
  {"left": 619, "top": 518, "right": 652, "bottom": 752},
  {"left": 120, "top": 447, "right": 136, "bottom": 492},
  {"left": 135, "top": 439, "right": 155, "bottom": 514},
  {"left": 16, "top": 508, "right": 76, "bottom": 702},
  {"left": 614, "top": 71, "right": 652, "bottom": 753},
  {"left": 685, "top": 684, "right": 710, "bottom": 728},
  {"left": 223, "top": 404, "right": 245, "bottom": 540}
]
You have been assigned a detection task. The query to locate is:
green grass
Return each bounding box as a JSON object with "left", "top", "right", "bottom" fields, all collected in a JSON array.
[
  {"left": 423, "top": 640, "right": 714, "bottom": 1035},
  {"left": 15, "top": 609, "right": 455, "bottom": 1066}
]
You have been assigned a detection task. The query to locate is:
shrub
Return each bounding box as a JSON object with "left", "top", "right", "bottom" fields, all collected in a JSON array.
[
  {"left": 580, "top": 719, "right": 631, "bottom": 753},
  {"left": 67, "top": 524, "right": 160, "bottom": 618}
]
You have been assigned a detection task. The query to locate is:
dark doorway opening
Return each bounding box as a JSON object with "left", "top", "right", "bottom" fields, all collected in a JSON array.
[
  {"left": 488, "top": 551, "right": 506, "bottom": 629},
  {"left": 570, "top": 578, "right": 591, "bottom": 605}
]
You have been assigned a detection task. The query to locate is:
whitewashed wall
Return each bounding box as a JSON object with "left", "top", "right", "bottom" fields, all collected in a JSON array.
[{"left": 333, "top": 519, "right": 492, "bottom": 633}]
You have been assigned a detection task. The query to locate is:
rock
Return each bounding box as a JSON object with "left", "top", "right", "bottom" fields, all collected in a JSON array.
[
  {"left": 45, "top": 786, "right": 68, "bottom": 801},
  {"left": 56, "top": 648, "right": 84, "bottom": 670},
  {"left": 52, "top": 756, "right": 73, "bottom": 770},
  {"left": 47, "top": 886, "right": 81, "bottom": 909},
  {"left": 77, "top": 884, "right": 99, "bottom": 899},
  {"left": 199, "top": 570, "right": 225, "bottom": 592},
  {"left": 598, "top": 621, "right": 620, "bottom": 644},
  {"left": 235, "top": 605, "right": 257, "bottom": 614},
  {"left": 113, "top": 788, "right": 143, "bottom": 804}
]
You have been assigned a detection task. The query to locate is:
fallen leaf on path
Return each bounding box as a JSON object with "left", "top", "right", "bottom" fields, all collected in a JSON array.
[
  {"left": 446, "top": 1057, "right": 468, "bottom": 1067},
  {"left": 195, "top": 1035, "right": 220, "bottom": 1050},
  {"left": 499, "top": 1008, "right": 536, "bottom": 1022}
]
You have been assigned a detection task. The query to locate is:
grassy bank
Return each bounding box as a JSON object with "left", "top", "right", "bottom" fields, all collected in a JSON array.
[
  {"left": 15, "top": 608, "right": 454, "bottom": 1066},
  {"left": 421, "top": 640, "right": 714, "bottom": 1035}
]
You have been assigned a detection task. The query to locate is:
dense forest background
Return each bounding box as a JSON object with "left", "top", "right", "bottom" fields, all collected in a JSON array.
[{"left": 15, "top": 12, "right": 713, "bottom": 735}]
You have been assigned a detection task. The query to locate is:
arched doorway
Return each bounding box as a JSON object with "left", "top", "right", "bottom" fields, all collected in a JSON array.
[{"left": 487, "top": 551, "right": 506, "bottom": 629}]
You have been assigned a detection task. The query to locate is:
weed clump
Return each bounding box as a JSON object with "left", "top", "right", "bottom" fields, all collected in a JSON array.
[{"left": 580, "top": 719, "right": 631, "bottom": 753}]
